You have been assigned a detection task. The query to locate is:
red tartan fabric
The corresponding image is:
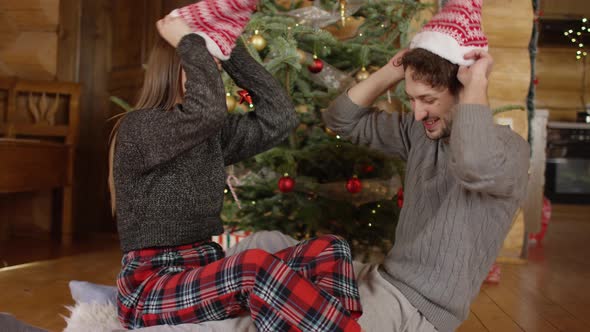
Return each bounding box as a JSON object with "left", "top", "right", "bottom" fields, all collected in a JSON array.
[{"left": 117, "top": 235, "right": 362, "bottom": 331}]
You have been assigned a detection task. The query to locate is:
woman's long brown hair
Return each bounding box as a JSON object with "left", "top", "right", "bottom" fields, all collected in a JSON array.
[{"left": 108, "top": 36, "right": 183, "bottom": 215}]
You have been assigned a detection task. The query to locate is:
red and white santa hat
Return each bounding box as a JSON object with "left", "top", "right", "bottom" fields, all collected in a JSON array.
[
  {"left": 170, "top": 0, "right": 258, "bottom": 60},
  {"left": 410, "top": 0, "right": 488, "bottom": 66}
]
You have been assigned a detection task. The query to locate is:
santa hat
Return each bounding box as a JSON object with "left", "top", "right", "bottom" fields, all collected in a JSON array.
[
  {"left": 410, "top": 0, "right": 488, "bottom": 66},
  {"left": 170, "top": 0, "right": 258, "bottom": 60}
]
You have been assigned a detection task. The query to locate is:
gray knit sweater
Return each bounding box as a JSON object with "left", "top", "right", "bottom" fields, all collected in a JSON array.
[
  {"left": 324, "top": 93, "right": 530, "bottom": 332},
  {"left": 114, "top": 34, "right": 298, "bottom": 253}
]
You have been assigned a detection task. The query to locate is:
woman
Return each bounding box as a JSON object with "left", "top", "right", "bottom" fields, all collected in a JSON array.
[{"left": 109, "top": 15, "right": 363, "bottom": 331}]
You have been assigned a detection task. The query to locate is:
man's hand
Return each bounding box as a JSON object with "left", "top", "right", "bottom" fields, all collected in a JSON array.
[
  {"left": 388, "top": 48, "right": 409, "bottom": 83},
  {"left": 156, "top": 15, "right": 193, "bottom": 48},
  {"left": 457, "top": 50, "right": 494, "bottom": 105},
  {"left": 348, "top": 49, "right": 408, "bottom": 107}
]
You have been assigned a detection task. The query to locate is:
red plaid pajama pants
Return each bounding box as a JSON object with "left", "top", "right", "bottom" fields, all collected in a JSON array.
[{"left": 117, "top": 235, "right": 363, "bottom": 331}]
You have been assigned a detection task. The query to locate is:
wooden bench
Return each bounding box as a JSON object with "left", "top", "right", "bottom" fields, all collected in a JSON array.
[{"left": 0, "top": 77, "right": 80, "bottom": 245}]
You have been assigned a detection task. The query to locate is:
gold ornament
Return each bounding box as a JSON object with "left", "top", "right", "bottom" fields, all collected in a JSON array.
[
  {"left": 295, "top": 104, "right": 309, "bottom": 114},
  {"left": 339, "top": 0, "right": 347, "bottom": 26},
  {"left": 296, "top": 123, "right": 308, "bottom": 134},
  {"left": 297, "top": 49, "right": 307, "bottom": 64},
  {"left": 374, "top": 99, "right": 400, "bottom": 114},
  {"left": 226, "top": 94, "right": 237, "bottom": 112},
  {"left": 323, "top": 16, "right": 365, "bottom": 41},
  {"left": 249, "top": 31, "right": 267, "bottom": 52},
  {"left": 368, "top": 65, "right": 380, "bottom": 73},
  {"left": 355, "top": 67, "right": 370, "bottom": 82}
]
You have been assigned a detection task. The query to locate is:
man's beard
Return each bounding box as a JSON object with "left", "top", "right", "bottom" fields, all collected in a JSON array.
[{"left": 425, "top": 118, "right": 451, "bottom": 140}]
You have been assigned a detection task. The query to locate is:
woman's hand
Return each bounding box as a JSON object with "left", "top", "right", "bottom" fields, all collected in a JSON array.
[{"left": 156, "top": 15, "right": 193, "bottom": 48}]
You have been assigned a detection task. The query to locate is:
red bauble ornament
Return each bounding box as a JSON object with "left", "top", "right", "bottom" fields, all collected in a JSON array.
[
  {"left": 308, "top": 58, "right": 324, "bottom": 73},
  {"left": 278, "top": 175, "right": 295, "bottom": 193},
  {"left": 397, "top": 187, "right": 404, "bottom": 208},
  {"left": 362, "top": 165, "right": 375, "bottom": 173},
  {"left": 346, "top": 176, "right": 362, "bottom": 194}
]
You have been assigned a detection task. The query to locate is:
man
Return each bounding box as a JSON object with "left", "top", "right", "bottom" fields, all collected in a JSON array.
[
  {"left": 319, "top": 46, "right": 530, "bottom": 332},
  {"left": 318, "top": 0, "right": 530, "bottom": 329}
]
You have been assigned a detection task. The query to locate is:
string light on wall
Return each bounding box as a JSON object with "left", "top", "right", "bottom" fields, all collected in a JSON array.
[{"left": 564, "top": 17, "right": 588, "bottom": 60}]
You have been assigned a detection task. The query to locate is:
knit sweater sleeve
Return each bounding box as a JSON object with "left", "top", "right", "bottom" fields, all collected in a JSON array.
[
  {"left": 449, "top": 104, "right": 530, "bottom": 198},
  {"left": 219, "top": 44, "right": 298, "bottom": 165},
  {"left": 322, "top": 92, "right": 414, "bottom": 160},
  {"left": 117, "top": 34, "right": 226, "bottom": 170}
]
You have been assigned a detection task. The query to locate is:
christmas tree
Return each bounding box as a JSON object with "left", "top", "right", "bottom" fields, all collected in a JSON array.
[{"left": 221, "top": 0, "right": 427, "bottom": 261}]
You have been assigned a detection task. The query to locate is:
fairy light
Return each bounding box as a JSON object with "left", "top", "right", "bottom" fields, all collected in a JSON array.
[{"left": 564, "top": 18, "right": 589, "bottom": 60}]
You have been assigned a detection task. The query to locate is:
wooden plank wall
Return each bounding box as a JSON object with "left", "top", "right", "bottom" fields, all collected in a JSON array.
[
  {"left": 542, "top": 0, "right": 590, "bottom": 19},
  {"left": 537, "top": 1, "right": 590, "bottom": 121},
  {"left": 0, "top": 0, "right": 62, "bottom": 238},
  {"left": 1, "top": 0, "right": 193, "bottom": 239},
  {"left": 75, "top": 0, "right": 194, "bottom": 235},
  {"left": 536, "top": 48, "right": 590, "bottom": 121},
  {"left": 484, "top": 0, "right": 533, "bottom": 113},
  {"left": 0, "top": 0, "right": 59, "bottom": 80}
]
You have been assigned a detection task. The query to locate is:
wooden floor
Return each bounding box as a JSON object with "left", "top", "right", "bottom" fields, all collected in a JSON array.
[{"left": 0, "top": 205, "right": 588, "bottom": 331}]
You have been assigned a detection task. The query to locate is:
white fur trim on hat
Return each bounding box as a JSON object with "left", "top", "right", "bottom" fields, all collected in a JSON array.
[{"left": 410, "top": 30, "right": 488, "bottom": 66}]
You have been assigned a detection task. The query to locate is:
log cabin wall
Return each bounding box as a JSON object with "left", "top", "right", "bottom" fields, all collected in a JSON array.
[
  {"left": 76, "top": 0, "right": 194, "bottom": 235},
  {"left": 536, "top": 47, "right": 590, "bottom": 121},
  {"left": 0, "top": 0, "right": 59, "bottom": 80},
  {"left": 536, "top": 1, "right": 590, "bottom": 121},
  {"left": 0, "top": 0, "right": 62, "bottom": 238},
  {"left": 0, "top": 0, "right": 194, "bottom": 240},
  {"left": 484, "top": 0, "right": 533, "bottom": 114}
]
